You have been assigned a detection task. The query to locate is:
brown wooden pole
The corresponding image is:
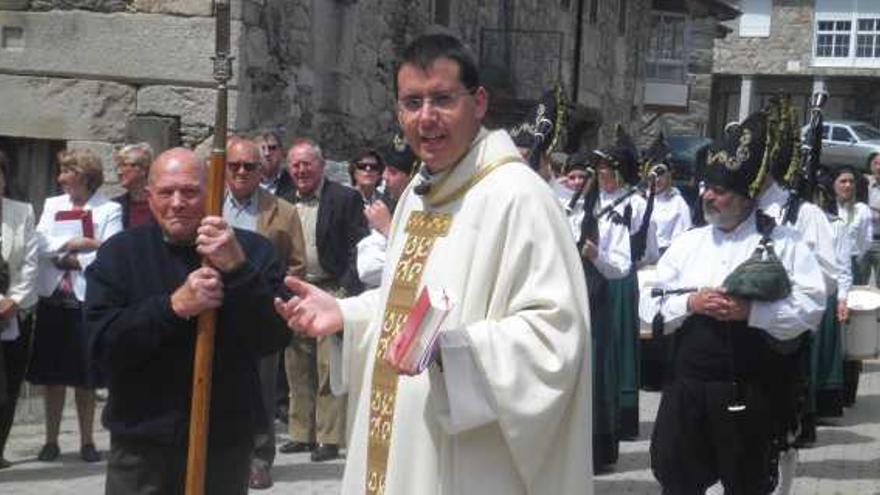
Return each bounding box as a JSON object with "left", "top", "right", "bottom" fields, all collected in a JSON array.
[{"left": 185, "top": 1, "right": 231, "bottom": 493}]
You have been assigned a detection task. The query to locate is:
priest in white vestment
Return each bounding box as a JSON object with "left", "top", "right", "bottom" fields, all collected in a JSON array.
[{"left": 275, "top": 34, "right": 592, "bottom": 495}]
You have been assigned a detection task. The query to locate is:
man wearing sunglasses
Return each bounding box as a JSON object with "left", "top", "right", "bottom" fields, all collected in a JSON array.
[
  {"left": 275, "top": 34, "right": 591, "bottom": 494},
  {"left": 223, "top": 137, "right": 306, "bottom": 489}
]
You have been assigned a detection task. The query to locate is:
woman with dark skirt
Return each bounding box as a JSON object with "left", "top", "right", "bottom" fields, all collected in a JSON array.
[
  {"left": 561, "top": 152, "right": 632, "bottom": 471},
  {"left": 27, "top": 149, "right": 122, "bottom": 463},
  {"left": 0, "top": 149, "right": 39, "bottom": 468},
  {"left": 827, "top": 166, "right": 872, "bottom": 408}
]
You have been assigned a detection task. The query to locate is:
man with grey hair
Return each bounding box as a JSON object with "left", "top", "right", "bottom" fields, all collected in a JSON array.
[
  {"left": 278, "top": 137, "right": 368, "bottom": 462},
  {"left": 640, "top": 109, "right": 826, "bottom": 494},
  {"left": 86, "top": 148, "right": 290, "bottom": 494},
  {"left": 223, "top": 136, "right": 306, "bottom": 489}
]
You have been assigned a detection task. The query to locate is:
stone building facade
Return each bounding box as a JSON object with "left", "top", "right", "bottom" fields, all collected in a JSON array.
[
  {"left": 711, "top": 0, "right": 880, "bottom": 142},
  {"left": 0, "top": 0, "right": 731, "bottom": 208}
]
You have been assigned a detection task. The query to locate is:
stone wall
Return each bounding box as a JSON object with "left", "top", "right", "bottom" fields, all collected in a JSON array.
[
  {"left": 1, "top": 0, "right": 659, "bottom": 171},
  {"left": 715, "top": 0, "right": 880, "bottom": 78},
  {"left": 576, "top": 0, "right": 652, "bottom": 147},
  {"left": 710, "top": 1, "right": 880, "bottom": 132},
  {"left": 643, "top": 15, "right": 718, "bottom": 140}
]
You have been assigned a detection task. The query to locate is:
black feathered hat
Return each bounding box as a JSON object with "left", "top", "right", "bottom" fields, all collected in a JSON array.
[
  {"left": 507, "top": 84, "right": 567, "bottom": 170},
  {"left": 641, "top": 132, "right": 673, "bottom": 178},
  {"left": 593, "top": 124, "right": 640, "bottom": 185},
  {"left": 703, "top": 107, "right": 776, "bottom": 200},
  {"left": 379, "top": 132, "right": 418, "bottom": 177}
]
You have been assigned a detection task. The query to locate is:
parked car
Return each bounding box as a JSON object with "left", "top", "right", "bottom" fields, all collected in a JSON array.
[{"left": 801, "top": 120, "right": 880, "bottom": 171}]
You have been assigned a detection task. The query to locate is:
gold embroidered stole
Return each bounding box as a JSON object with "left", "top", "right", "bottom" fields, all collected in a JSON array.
[{"left": 365, "top": 211, "right": 452, "bottom": 494}]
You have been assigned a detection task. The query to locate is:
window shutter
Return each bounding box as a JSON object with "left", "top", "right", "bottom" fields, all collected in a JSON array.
[{"left": 739, "top": 0, "right": 772, "bottom": 37}]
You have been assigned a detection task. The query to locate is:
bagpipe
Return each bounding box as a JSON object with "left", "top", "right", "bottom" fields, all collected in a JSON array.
[
  {"left": 575, "top": 127, "right": 665, "bottom": 264},
  {"left": 782, "top": 91, "right": 828, "bottom": 225}
]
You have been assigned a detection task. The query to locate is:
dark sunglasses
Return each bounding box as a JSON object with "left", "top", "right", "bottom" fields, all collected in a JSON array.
[
  {"left": 355, "top": 162, "right": 383, "bottom": 172},
  {"left": 228, "top": 161, "right": 260, "bottom": 172},
  {"left": 266, "top": 144, "right": 279, "bottom": 151}
]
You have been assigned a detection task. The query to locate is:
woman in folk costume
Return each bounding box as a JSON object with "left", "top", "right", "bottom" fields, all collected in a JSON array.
[
  {"left": 592, "top": 125, "right": 659, "bottom": 440},
  {"left": 561, "top": 150, "right": 631, "bottom": 470},
  {"left": 831, "top": 166, "right": 873, "bottom": 284},
  {"left": 642, "top": 133, "right": 692, "bottom": 256},
  {"left": 823, "top": 165, "right": 871, "bottom": 411},
  {"left": 792, "top": 171, "right": 851, "bottom": 448}
]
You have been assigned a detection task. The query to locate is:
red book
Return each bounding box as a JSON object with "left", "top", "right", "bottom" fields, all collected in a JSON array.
[
  {"left": 54, "top": 209, "right": 94, "bottom": 239},
  {"left": 386, "top": 287, "right": 454, "bottom": 374}
]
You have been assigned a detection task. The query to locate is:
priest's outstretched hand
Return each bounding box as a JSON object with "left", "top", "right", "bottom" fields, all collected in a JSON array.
[{"left": 274, "top": 276, "right": 344, "bottom": 337}]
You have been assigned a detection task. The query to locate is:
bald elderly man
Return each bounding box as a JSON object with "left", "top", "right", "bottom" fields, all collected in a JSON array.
[{"left": 85, "top": 148, "right": 290, "bottom": 495}]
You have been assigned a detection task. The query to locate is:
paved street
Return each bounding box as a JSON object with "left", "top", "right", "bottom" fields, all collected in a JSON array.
[{"left": 2, "top": 361, "right": 879, "bottom": 494}]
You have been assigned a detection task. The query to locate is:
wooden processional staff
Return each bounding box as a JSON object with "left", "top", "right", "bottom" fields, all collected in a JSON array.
[{"left": 184, "top": 1, "right": 231, "bottom": 493}]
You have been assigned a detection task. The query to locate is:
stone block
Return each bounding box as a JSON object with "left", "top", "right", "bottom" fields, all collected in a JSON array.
[
  {"left": 29, "top": 0, "right": 128, "bottom": 12},
  {"left": 0, "top": 74, "right": 135, "bottom": 141},
  {"left": 137, "top": 85, "right": 244, "bottom": 129},
  {"left": 244, "top": 26, "right": 270, "bottom": 70},
  {"left": 132, "top": 0, "right": 212, "bottom": 16},
  {"left": 0, "top": 0, "right": 29, "bottom": 10},
  {"left": 0, "top": 11, "right": 245, "bottom": 86}
]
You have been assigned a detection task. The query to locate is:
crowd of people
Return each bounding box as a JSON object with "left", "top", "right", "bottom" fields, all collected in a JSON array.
[{"left": 0, "top": 32, "right": 876, "bottom": 494}]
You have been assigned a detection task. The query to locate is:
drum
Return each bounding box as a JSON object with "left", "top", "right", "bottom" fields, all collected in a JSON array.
[
  {"left": 845, "top": 286, "right": 880, "bottom": 360},
  {"left": 637, "top": 266, "right": 659, "bottom": 338}
]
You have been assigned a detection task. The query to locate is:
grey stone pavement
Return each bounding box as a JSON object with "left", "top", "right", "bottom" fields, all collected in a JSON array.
[{"left": 1, "top": 361, "right": 879, "bottom": 494}]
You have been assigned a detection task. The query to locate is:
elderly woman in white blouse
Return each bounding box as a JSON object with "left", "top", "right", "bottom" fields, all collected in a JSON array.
[
  {"left": 0, "top": 149, "right": 38, "bottom": 469},
  {"left": 26, "top": 149, "right": 122, "bottom": 463}
]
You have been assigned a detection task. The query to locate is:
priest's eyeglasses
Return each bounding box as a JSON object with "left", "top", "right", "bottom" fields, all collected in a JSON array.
[{"left": 397, "top": 88, "right": 476, "bottom": 114}]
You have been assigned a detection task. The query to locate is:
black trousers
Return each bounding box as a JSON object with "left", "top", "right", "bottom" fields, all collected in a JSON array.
[
  {"left": 0, "top": 315, "right": 33, "bottom": 458},
  {"left": 651, "top": 378, "right": 776, "bottom": 495},
  {"left": 105, "top": 436, "right": 252, "bottom": 495}
]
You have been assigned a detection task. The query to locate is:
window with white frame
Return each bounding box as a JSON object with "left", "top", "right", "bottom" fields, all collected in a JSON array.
[
  {"left": 816, "top": 20, "right": 851, "bottom": 57},
  {"left": 814, "top": 0, "right": 880, "bottom": 67},
  {"left": 856, "top": 17, "right": 880, "bottom": 57},
  {"left": 646, "top": 12, "right": 688, "bottom": 83}
]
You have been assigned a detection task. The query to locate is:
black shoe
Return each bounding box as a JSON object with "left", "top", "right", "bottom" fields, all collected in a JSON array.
[
  {"left": 310, "top": 443, "right": 339, "bottom": 462},
  {"left": 80, "top": 443, "right": 102, "bottom": 463},
  {"left": 278, "top": 441, "right": 315, "bottom": 454},
  {"left": 0, "top": 458, "right": 10, "bottom": 469},
  {"left": 37, "top": 443, "right": 60, "bottom": 462},
  {"left": 249, "top": 465, "right": 273, "bottom": 490}
]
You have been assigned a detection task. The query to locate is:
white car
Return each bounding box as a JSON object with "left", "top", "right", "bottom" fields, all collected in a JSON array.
[{"left": 802, "top": 120, "right": 880, "bottom": 171}]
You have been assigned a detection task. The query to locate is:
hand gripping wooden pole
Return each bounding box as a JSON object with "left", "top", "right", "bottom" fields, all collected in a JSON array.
[{"left": 185, "top": 1, "right": 231, "bottom": 493}]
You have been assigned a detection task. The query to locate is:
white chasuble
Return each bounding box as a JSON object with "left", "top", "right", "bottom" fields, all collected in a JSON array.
[{"left": 336, "top": 129, "right": 593, "bottom": 494}]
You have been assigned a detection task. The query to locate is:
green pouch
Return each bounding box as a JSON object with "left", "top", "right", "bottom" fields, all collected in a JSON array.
[{"left": 723, "top": 239, "right": 792, "bottom": 302}]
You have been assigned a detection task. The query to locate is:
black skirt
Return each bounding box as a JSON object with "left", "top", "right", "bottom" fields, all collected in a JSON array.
[{"left": 26, "top": 295, "right": 103, "bottom": 388}]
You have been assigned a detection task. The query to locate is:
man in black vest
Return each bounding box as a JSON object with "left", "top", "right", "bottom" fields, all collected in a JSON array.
[
  {"left": 640, "top": 109, "right": 827, "bottom": 494},
  {"left": 279, "top": 137, "right": 368, "bottom": 462}
]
